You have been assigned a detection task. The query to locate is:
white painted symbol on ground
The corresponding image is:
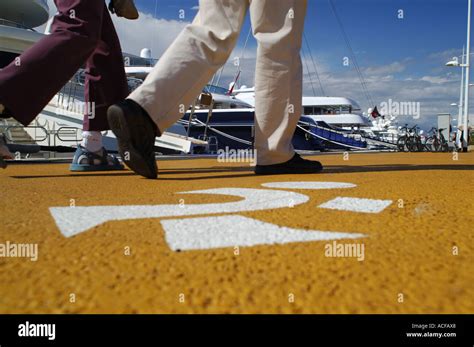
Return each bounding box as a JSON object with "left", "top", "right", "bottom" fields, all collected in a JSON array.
[
  {"left": 319, "top": 197, "right": 393, "bottom": 213},
  {"left": 261, "top": 182, "right": 357, "bottom": 190},
  {"left": 48, "top": 181, "right": 386, "bottom": 251},
  {"left": 49, "top": 188, "right": 309, "bottom": 237},
  {"left": 163, "top": 215, "right": 365, "bottom": 251}
]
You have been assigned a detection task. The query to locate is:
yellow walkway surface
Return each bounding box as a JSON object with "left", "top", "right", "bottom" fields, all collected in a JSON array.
[{"left": 0, "top": 152, "right": 473, "bottom": 313}]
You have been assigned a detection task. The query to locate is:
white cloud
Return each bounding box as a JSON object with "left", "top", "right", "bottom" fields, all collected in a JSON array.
[
  {"left": 33, "top": 6, "right": 467, "bottom": 132},
  {"left": 112, "top": 13, "right": 188, "bottom": 57},
  {"left": 226, "top": 55, "right": 455, "bottom": 130},
  {"left": 34, "top": 3, "right": 189, "bottom": 58},
  {"left": 420, "top": 75, "right": 456, "bottom": 84},
  {"left": 34, "top": 0, "right": 56, "bottom": 33},
  {"left": 363, "top": 62, "right": 406, "bottom": 75},
  {"left": 428, "top": 48, "right": 462, "bottom": 61},
  {"left": 299, "top": 55, "right": 466, "bottom": 130}
]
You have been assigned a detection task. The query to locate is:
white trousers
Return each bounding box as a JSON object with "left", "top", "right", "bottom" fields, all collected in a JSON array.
[{"left": 129, "top": 0, "right": 307, "bottom": 165}]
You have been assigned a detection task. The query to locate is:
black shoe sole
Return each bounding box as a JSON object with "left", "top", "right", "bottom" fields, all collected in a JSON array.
[
  {"left": 254, "top": 163, "right": 323, "bottom": 175},
  {"left": 107, "top": 104, "right": 157, "bottom": 179}
]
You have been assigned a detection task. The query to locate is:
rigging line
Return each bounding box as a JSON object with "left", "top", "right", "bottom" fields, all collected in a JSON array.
[
  {"left": 210, "top": 68, "right": 220, "bottom": 86},
  {"left": 240, "top": 27, "right": 252, "bottom": 62},
  {"left": 209, "top": 72, "right": 216, "bottom": 86},
  {"left": 329, "top": 0, "right": 372, "bottom": 106},
  {"left": 215, "top": 65, "right": 225, "bottom": 86},
  {"left": 183, "top": 118, "right": 253, "bottom": 145},
  {"left": 150, "top": 0, "right": 159, "bottom": 59},
  {"left": 328, "top": 0, "right": 374, "bottom": 107},
  {"left": 303, "top": 33, "right": 325, "bottom": 96},
  {"left": 332, "top": 4, "right": 373, "bottom": 107},
  {"left": 302, "top": 44, "right": 317, "bottom": 96}
]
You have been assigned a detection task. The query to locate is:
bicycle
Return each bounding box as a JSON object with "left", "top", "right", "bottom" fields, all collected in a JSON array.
[
  {"left": 397, "top": 125, "right": 423, "bottom": 152},
  {"left": 423, "top": 127, "right": 449, "bottom": 152},
  {"left": 408, "top": 125, "right": 424, "bottom": 152},
  {"left": 437, "top": 128, "right": 450, "bottom": 152},
  {"left": 397, "top": 124, "right": 410, "bottom": 152},
  {"left": 424, "top": 127, "right": 441, "bottom": 152}
]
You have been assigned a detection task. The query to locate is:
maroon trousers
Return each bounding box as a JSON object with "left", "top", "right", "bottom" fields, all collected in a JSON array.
[{"left": 0, "top": 0, "right": 128, "bottom": 131}]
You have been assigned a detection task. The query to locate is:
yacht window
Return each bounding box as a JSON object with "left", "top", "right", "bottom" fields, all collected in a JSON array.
[
  {"left": 304, "top": 107, "right": 313, "bottom": 115},
  {"left": 0, "top": 52, "right": 18, "bottom": 69}
]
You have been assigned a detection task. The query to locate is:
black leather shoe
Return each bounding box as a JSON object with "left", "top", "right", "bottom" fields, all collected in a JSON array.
[
  {"left": 255, "top": 153, "right": 323, "bottom": 175},
  {"left": 107, "top": 99, "right": 159, "bottom": 179}
]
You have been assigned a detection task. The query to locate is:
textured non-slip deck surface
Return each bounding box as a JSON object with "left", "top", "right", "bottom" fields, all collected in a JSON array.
[{"left": 0, "top": 152, "right": 473, "bottom": 313}]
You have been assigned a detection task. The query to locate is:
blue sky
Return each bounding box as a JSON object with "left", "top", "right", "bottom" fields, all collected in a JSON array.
[
  {"left": 41, "top": 0, "right": 472, "bottom": 129},
  {"left": 131, "top": 0, "right": 467, "bottom": 72},
  {"left": 125, "top": 0, "right": 471, "bottom": 129},
  {"left": 134, "top": 0, "right": 466, "bottom": 65}
]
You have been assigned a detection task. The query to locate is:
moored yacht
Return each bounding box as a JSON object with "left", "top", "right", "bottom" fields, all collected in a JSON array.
[
  {"left": 233, "top": 86, "right": 370, "bottom": 129},
  {"left": 0, "top": 0, "right": 48, "bottom": 67},
  {"left": 0, "top": 1, "right": 207, "bottom": 155}
]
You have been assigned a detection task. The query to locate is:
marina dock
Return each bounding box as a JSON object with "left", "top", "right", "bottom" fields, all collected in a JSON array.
[{"left": 1, "top": 152, "right": 472, "bottom": 313}]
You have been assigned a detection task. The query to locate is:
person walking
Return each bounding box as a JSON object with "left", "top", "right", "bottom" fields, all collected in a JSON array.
[
  {"left": 0, "top": 0, "right": 138, "bottom": 171},
  {"left": 107, "top": 0, "right": 323, "bottom": 179}
]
